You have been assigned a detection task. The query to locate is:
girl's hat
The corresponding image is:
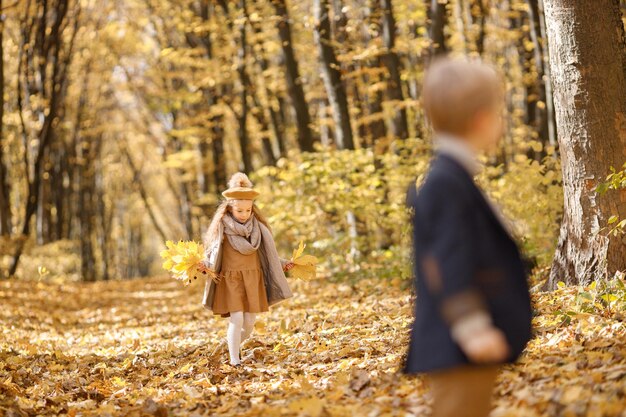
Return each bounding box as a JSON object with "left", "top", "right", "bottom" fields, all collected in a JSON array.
[{"left": 222, "top": 172, "right": 260, "bottom": 200}]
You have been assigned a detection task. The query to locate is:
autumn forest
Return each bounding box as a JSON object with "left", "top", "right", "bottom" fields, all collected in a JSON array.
[{"left": 1, "top": 0, "right": 626, "bottom": 416}]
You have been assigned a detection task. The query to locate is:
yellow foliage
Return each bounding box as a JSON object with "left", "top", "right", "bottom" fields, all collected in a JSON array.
[
  {"left": 290, "top": 240, "right": 319, "bottom": 281},
  {"left": 477, "top": 151, "right": 563, "bottom": 267},
  {"left": 255, "top": 139, "right": 563, "bottom": 279},
  {"left": 254, "top": 139, "right": 430, "bottom": 279},
  {"left": 159, "top": 240, "right": 213, "bottom": 285}
]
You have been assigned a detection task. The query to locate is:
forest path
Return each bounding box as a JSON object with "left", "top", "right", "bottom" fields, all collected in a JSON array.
[{"left": 0, "top": 275, "right": 625, "bottom": 416}]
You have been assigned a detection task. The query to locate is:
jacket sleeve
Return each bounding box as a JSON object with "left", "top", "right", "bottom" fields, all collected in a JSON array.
[{"left": 416, "top": 178, "right": 490, "bottom": 328}]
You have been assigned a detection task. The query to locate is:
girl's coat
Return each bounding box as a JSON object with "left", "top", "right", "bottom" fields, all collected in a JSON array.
[{"left": 201, "top": 219, "right": 293, "bottom": 312}]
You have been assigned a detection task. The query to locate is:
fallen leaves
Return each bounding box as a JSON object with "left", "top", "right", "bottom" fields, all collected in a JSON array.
[
  {"left": 287, "top": 397, "right": 325, "bottom": 417},
  {"left": 349, "top": 369, "right": 371, "bottom": 392},
  {"left": 0, "top": 276, "right": 624, "bottom": 416}
]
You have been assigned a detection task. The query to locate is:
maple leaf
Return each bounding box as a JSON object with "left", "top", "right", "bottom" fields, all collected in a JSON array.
[
  {"left": 290, "top": 240, "right": 319, "bottom": 281},
  {"left": 159, "top": 240, "right": 217, "bottom": 285}
]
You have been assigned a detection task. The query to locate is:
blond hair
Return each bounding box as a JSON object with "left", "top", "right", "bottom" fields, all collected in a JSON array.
[{"left": 422, "top": 57, "right": 503, "bottom": 135}]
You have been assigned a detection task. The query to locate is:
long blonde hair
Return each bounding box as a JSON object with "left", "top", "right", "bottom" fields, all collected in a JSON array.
[{"left": 203, "top": 173, "right": 271, "bottom": 249}]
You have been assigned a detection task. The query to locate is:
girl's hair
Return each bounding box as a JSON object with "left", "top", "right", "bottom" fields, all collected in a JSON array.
[{"left": 203, "top": 172, "right": 271, "bottom": 248}]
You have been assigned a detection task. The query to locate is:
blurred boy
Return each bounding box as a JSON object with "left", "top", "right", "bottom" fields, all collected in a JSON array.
[{"left": 403, "top": 58, "right": 532, "bottom": 417}]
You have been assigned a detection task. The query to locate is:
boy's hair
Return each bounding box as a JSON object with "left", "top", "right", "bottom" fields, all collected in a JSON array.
[{"left": 422, "top": 57, "right": 503, "bottom": 135}]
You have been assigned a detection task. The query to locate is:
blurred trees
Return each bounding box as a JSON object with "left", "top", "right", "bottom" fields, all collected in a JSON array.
[
  {"left": 0, "top": 0, "right": 623, "bottom": 281},
  {"left": 7, "top": 0, "right": 79, "bottom": 276},
  {"left": 272, "top": 0, "right": 316, "bottom": 152},
  {"left": 0, "top": 0, "right": 9, "bottom": 237},
  {"left": 314, "top": 0, "right": 354, "bottom": 150}
]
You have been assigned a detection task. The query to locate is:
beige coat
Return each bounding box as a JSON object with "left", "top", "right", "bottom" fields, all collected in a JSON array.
[{"left": 201, "top": 221, "right": 293, "bottom": 312}]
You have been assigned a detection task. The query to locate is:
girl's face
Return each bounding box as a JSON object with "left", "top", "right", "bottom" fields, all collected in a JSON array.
[{"left": 230, "top": 200, "right": 253, "bottom": 223}]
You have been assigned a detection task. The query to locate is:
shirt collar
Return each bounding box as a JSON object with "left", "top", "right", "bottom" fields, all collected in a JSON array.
[{"left": 433, "top": 133, "right": 483, "bottom": 176}]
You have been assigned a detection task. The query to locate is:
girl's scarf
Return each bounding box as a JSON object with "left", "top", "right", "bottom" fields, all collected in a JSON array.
[{"left": 222, "top": 213, "right": 261, "bottom": 255}]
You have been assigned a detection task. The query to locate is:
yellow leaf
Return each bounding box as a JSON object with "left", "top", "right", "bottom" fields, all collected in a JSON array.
[
  {"left": 291, "top": 239, "right": 306, "bottom": 261},
  {"left": 290, "top": 240, "right": 318, "bottom": 281},
  {"left": 293, "top": 254, "right": 318, "bottom": 266},
  {"left": 287, "top": 397, "right": 326, "bottom": 417},
  {"left": 291, "top": 264, "right": 316, "bottom": 281},
  {"left": 254, "top": 320, "right": 267, "bottom": 334},
  {"left": 111, "top": 377, "right": 126, "bottom": 388}
]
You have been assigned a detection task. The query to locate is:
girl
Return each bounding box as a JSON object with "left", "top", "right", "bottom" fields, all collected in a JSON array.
[{"left": 198, "top": 172, "right": 294, "bottom": 366}]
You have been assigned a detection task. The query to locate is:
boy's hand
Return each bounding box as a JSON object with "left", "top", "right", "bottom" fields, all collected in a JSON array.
[
  {"left": 460, "top": 326, "right": 510, "bottom": 363},
  {"left": 283, "top": 261, "right": 295, "bottom": 272}
]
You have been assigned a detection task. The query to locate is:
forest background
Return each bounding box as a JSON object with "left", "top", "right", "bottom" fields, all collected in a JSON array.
[
  {"left": 0, "top": 0, "right": 625, "bottom": 290},
  {"left": 2, "top": 1, "right": 626, "bottom": 416}
]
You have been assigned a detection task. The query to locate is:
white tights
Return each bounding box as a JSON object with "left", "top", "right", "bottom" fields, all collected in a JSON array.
[{"left": 226, "top": 311, "right": 257, "bottom": 365}]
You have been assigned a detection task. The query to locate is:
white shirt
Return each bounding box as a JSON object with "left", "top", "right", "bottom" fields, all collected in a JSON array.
[{"left": 433, "top": 133, "right": 483, "bottom": 176}]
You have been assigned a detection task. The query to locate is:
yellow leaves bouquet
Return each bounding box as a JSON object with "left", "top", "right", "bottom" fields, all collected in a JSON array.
[
  {"left": 160, "top": 240, "right": 218, "bottom": 285},
  {"left": 289, "top": 240, "right": 318, "bottom": 281}
]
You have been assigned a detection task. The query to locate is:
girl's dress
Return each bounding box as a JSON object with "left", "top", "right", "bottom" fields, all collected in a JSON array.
[{"left": 212, "top": 237, "right": 269, "bottom": 317}]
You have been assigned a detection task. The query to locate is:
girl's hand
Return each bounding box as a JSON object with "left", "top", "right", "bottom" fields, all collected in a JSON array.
[
  {"left": 283, "top": 261, "right": 295, "bottom": 272},
  {"left": 197, "top": 262, "right": 211, "bottom": 273}
]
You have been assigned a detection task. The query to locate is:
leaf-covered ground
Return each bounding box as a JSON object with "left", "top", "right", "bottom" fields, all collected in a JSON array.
[{"left": 1, "top": 275, "right": 625, "bottom": 416}]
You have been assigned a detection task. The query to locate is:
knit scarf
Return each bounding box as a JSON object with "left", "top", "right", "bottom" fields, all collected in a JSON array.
[{"left": 222, "top": 213, "right": 262, "bottom": 255}]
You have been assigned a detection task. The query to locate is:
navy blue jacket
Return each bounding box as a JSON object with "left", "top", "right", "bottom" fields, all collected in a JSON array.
[{"left": 403, "top": 153, "right": 532, "bottom": 374}]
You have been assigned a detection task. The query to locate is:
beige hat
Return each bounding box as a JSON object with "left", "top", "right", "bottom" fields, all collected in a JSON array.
[{"left": 222, "top": 173, "right": 259, "bottom": 200}]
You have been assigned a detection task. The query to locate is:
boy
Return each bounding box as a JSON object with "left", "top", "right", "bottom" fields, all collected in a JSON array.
[{"left": 403, "top": 58, "right": 532, "bottom": 417}]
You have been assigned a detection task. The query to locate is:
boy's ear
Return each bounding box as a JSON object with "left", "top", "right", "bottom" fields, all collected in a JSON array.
[
  {"left": 469, "top": 108, "right": 497, "bottom": 137},
  {"left": 471, "top": 109, "right": 489, "bottom": 130}
]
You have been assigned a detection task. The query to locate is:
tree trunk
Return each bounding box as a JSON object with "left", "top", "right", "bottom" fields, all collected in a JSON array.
[
  {"left": 236, "top": 0, "right": 252, "bottom": 173},
  {"left": 333, "top": 0, "right": 367, "bottom": 147},
  {"left": 194, "top": 2, "right": 227, "bottom": 191},
  {"left": 544, "top": 0, "right": 626, "bottom": 288},
  {"left": 473, "top": 0, "right": 486, "bottom": 55},
  {"left": 361, "top": 1, "right": 387, "bottom": 145},
  {"left": 380, "top": 0, "right": 409, "bottom": 140},
  {"left": 429, "top": 0, "right": 448, "bottom": 56},
  {"left": 249, "top": 8, "right": 284, "bottom": 162},
  {"left": 243, "top": 69, "right": 278, "bottom": 168},
  {"left": 314, "top": 0, "right": 354, "bottom": 150},
  {"left": 275, "top": 95, "right": 289, "bottom": 156},
  {"left": 537, "top": 0, "right": 556, "bottom": 147},
  {"left": 0, "top": 1, "right": 11, "bottom": 237},
  {"left": 272, "top": 0, "right": 316, "bottom": 152},
  {"left": 78, "top": 135, "right": 97, "bottom": 281},
  {"left": 525, "top": 0, "right": 549, "bottom": 154},
  {"left": 94, "top": 139, "right": 107, "bottom": 281},
  {"left": 452, "top": 0, "right": 467, "bottom": 54},
  {"left": 212, "top": 128, "right": 227, "bottom": 191},
  {"left": 52, "top": 144, "right": 67, "bottom": 240},
  {"left": 406, "top": 16, "right": 426, "bottom": 139}
]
